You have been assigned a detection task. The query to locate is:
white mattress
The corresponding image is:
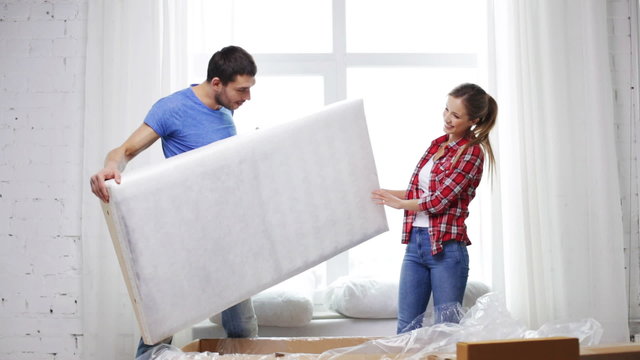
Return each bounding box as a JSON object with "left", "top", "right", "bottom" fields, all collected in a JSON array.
[{"left": 101, "top": 99, "right": 388, "bottom": 344}]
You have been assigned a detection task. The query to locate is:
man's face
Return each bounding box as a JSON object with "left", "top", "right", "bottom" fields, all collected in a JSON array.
[{"left": 213, "top": 75, "right": 256, "bottom": 110}]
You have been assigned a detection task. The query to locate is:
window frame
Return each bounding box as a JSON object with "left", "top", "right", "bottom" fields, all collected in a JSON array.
[{"left": 247, "top": 0, "right": 483, "bottom": 287}]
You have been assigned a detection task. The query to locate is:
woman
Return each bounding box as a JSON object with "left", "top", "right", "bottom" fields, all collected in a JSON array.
[{"left": 372, "top": 83, "right": 497, "bottom": 333}]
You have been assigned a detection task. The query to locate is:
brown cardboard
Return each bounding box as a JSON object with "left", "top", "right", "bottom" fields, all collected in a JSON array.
[
  {"left": 181, "top": 337, "right": 456, "bottom": 359},
  {"left": 456, "top": 337, "right": 579, "bottom": 360},
  {"left": 182, "top": 337, "right": 375, "bottom": 354},
  {"left": 580, "top": 343, "right": 640, "bottom": 359},
  {"left": 182, "top": 337, "right": 640, "bottom": 360}
]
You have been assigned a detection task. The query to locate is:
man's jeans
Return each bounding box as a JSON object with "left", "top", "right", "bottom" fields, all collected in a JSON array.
[
  {"left": 135, "top": 298, "right": 257, "bottom": 358},
  {"left": 397, "top": 227, "right": 469, "bottom": 334}
]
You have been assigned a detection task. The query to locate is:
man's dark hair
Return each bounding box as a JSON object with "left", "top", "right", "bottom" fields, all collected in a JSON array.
[{"left": 206, "top": 46, "right": 257, "bottom": 84}]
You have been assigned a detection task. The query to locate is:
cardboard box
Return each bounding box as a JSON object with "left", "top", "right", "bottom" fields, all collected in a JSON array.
[
  {"left": 180, "top": 336, "right": 588, "bottom": 360},
  {"left": 457, "top": 337, "right": 579, "bottom": 360},
  {"left": 181, "top": 337, "right": 640, "bottom": 360},
  {"left": 580, "top": 343, "right": 640, "bottom": 359},
  {"left": 182, "top": 337, "right": 382, "bottom": 359},
  {"left": 182, "top": 337, "right": 375, "bottom": 354}
]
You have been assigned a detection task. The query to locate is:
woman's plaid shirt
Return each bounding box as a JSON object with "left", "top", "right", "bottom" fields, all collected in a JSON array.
[{"left": 402, "top": 134, "right": 484, "bottom": 255}]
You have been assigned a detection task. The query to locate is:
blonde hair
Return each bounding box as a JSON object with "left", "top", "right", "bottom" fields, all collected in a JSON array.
[{"left": 449, "top": 83, "right": 497, "bottom": 175}]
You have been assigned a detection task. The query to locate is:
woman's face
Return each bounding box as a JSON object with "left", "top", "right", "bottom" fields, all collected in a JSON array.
[{"left": 442, "top": 95, "right": 478, "bottom": 141}]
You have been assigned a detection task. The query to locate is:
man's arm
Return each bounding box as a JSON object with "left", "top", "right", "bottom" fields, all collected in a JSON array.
[{"left": 90, "top": 123, "right": 160, "bottom": 203}]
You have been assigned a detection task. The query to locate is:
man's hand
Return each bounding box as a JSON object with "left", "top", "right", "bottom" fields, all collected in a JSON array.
[
  {"left": 89, "top": 123, "right": 161, "bottom": 203},
  {"left": 90, "top": 167, "right": 121, "bottom": 203}
]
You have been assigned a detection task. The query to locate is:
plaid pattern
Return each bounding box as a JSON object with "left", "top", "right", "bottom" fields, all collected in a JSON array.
[{"left": 402, "top": 134, "right": 484, "bottom": 255}]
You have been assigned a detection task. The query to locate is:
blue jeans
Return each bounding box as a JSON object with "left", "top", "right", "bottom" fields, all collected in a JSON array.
[
  {"left": 135, "top": 298, "right": 257, "bottom": 358},
  {"left": 397, "top": 227, "right": 469, "bottom": 334}
]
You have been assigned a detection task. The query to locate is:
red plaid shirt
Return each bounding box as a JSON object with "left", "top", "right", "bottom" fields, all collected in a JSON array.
[{"left": 402, "top": 134, "right": 484, "bottom": 255}]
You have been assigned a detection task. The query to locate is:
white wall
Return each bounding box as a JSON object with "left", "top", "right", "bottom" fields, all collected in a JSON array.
[
  {"left": 0, "top": 0, "right": 637, "bottom": 359},
  {"left": 610, "top": 0, "right": 640, "bottom": 337},
  {"left": 0, "top": 0, "right": 86, "bottom": 359}
]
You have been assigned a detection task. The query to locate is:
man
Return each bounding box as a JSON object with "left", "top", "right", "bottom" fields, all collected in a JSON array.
[{"left": 89, "top": 45, "right": 258, "bottom": 357}]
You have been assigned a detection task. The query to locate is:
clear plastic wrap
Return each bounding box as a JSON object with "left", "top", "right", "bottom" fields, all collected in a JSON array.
[
  {"left": 524, "top": 318, "right": 603, "bottom": 345},
  {"left": 141, "top": 292, "right": 603, "bottom": 360},
  {"left": 139, "top": 344, "right": 317, "bottom": 360},
  {"left": 137, "top": 344, "right": 214, "bottom": 360},
  {"left": 399, "top": 302, "right": 467, "bottom": 333},
  {"left": 321, "top": 292, "right": 601, "bottom": 359}
]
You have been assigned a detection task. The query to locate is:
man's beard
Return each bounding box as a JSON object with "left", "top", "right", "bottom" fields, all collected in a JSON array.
[{"left": 214, "top": 93, "right": 233, "bottom": 109}]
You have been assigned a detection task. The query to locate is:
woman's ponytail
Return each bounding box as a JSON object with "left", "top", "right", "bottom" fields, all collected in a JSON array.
[{"left": 449, "top": 83, "right": 497, "bottom": 175}]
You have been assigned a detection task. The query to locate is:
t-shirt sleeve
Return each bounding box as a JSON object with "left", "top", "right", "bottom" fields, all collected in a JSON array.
[{"left": 144, "top": 99, "right": 174, "bottom": 137}]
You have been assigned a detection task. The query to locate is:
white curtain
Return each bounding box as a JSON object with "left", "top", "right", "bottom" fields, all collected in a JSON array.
[
  {"left": 490, "top": 0, "right": 630, "bottom": 342},
  {"left": 81, "top": 1, "right": 187, "bottom": 358}
]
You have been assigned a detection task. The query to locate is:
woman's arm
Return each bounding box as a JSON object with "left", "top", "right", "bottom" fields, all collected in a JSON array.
[
  {"left": 371, "top": 189, "right": 419, "bottom": 211},
  {"left": 383, "top": 189, "right": 407, "bottom": 199},
  {"left": 419, "top": 145, "right": 484, "bottom": 214}
]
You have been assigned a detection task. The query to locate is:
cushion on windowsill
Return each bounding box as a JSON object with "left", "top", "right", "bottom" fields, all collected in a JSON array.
[
  {"left": 324, "top": 277, "right": 398, "bottom": 319},
  {"left": 324, "top": 277, "right": 491, "bottom": 319},
  {"left": 211, "top": 273, "right": 315, "bottom": 328}
]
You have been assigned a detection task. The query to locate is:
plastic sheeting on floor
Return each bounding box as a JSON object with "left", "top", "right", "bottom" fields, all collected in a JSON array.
[{"left": 141, "top": 292, "right": 602, "bottom": 360}]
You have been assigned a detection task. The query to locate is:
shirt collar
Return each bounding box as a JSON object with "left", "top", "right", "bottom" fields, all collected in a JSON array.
[{"left": 431, "top": 134, "right": 470, "bottom": 149}]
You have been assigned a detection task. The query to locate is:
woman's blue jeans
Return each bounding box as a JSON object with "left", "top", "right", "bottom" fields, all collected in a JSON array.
[
  {"left": 135, "top": 298, "right": 257, "bottom": 358},
  {"left": 397, "top": 227, "right": 469, "bottom": 334}
]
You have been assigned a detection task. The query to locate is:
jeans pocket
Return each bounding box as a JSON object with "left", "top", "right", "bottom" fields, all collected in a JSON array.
[{"left": 442, "top": 241, "right": 462, "bottom": 263}]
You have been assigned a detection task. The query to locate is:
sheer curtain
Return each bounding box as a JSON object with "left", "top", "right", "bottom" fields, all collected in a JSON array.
[
  {"left": 81, "top": 1, "right": 187, "bottom": 358},
  {"left": 490, "top": 0, "right": 629, "bottom": 342}
]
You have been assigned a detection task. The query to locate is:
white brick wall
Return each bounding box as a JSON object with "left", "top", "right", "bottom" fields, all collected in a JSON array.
[{"left": 0, "top": 0, "right": 86, "bottom": 359}]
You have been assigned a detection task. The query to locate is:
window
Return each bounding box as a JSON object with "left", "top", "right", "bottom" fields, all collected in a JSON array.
[{"left": 182, "top": 0, "right": 489, "bottom": 300}]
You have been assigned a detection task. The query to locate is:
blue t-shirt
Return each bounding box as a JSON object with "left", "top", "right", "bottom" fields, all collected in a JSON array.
[{"left": 144, "top": 85, "right": 237, "bottom": 158}]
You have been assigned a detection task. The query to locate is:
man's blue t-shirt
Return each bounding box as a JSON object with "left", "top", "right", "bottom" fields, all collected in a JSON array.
[{"left": 144, "top": 85, "right": 237, "bottom": 158}]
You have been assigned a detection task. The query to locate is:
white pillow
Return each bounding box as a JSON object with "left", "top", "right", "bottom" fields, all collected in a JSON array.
[
  {"left": 211, "top": 273, "right": 315, "bottom": 327},
  {"left": 252, "top": 289, "right": 313, "bottom": 327},
  {"left": 324, "top": 277, "right": 491, "bottom": 319},
  {"left": 324, "top": 277, "right": 398, "bottom": 319},
  {"left": 462, "top": 280, "right": 491, "bottom": 308}
]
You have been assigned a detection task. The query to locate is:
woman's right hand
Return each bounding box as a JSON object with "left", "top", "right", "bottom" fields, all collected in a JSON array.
[
  {"left": 383, "top": 189, "right": 407, "bottom": 199},
  {"left": 371, "top": 189, "right": 420, "bottom": 211},
  {"left": 371, "top": 189, "right": 403, "bottom": 209}
]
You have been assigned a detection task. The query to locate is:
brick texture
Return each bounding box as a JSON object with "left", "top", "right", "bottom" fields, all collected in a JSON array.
[{"left": 0, "top": 0, "right": 86, "bottom": 359}]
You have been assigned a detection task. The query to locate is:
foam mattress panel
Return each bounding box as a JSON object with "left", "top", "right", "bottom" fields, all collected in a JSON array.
[{"left": 101, "top": 99, "right": 388, "bottom": 344}]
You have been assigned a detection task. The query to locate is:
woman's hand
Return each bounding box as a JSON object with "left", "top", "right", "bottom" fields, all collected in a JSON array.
[
  {"left": 371, "top": 189, "right": 419, "bottom": 210},
  {"left": 371, "top": 189, "right": 400, "bottom": 209}
]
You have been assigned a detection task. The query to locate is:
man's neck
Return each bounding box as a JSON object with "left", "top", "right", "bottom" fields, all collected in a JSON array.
[{"left": 192, "top": 82, "right": 221, "bottom": 110}]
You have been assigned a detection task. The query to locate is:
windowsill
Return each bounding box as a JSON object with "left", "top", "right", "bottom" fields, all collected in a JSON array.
[{"left": 312, "top": 310, "right": 348, "bottom": 320}]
